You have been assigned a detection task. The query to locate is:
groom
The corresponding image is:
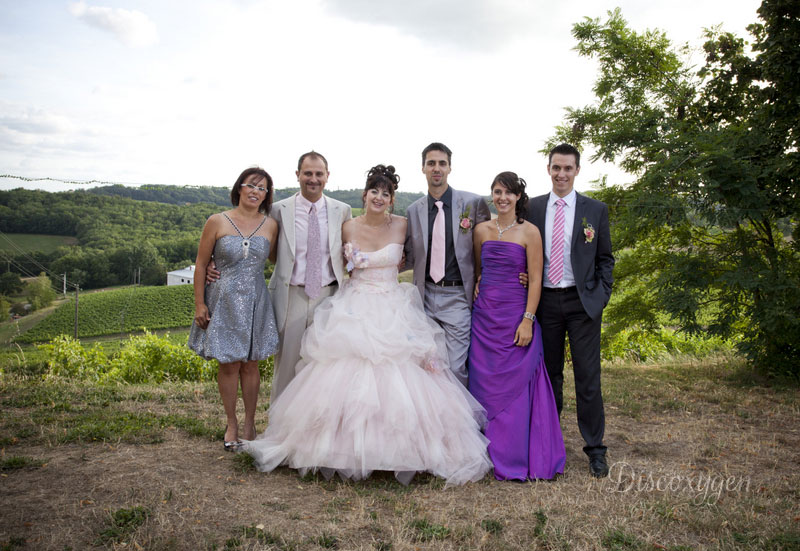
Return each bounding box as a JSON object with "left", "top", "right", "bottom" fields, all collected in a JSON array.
[
  {"left": 404, "top": 142, "right": 491, "bottom": 386},
  {"left": 525, "top": 143, "right": 614, "bottom": 477}
]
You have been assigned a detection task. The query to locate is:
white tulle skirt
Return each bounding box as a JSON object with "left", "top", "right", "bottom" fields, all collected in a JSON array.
[{"left": 242, "top": 278, "right": 492, "bottom": 486}]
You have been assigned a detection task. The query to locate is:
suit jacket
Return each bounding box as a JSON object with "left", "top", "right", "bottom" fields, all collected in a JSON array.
[
  {"left": 268, "top": 194, "right": 352, "bottom": 332},
  {"left": 526, "top": 192, "right": 614, "bottom": 320},
  {"left": 404, "top": 187, "right": 491, "bottom": 306}
]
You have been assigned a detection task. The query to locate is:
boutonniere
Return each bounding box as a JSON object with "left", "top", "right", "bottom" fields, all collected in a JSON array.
[
  {"left": 458, "top": 206, "right": 472, "bottom": 234},
  {"left": 582, "top": 217, "right": 595, "bottom": 243}
]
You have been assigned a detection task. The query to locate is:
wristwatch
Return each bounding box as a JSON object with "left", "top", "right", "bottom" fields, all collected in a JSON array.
[{"left": 523, "top": 312, "right": 535, "bottom": 322}]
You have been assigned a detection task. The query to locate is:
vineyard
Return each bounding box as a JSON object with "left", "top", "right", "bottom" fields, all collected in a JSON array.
[{"left": 16, "top": 285, "right": 196, "bottom": 343}]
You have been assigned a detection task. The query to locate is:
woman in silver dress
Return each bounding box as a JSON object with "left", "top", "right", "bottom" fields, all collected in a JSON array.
[{"left": 189, "top": 167, "right": 280, "bottom": 450}]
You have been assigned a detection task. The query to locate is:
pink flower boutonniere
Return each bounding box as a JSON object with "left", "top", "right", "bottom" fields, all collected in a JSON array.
[
  {"left": 582, "top": 217, "right": 595, "bottom": 244},
  {"left": 458, "top": 206, "right": 472, "bottom": 234}
]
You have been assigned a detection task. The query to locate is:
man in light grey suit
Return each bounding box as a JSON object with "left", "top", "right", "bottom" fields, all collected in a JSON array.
[
  {"left": 208, "top": 152, "right": 351, "bottom": 403},
  {"left": 267, "top": 152, "right": 352, "bottom": 401},
  {"left": 404, "top": 142, "right": 491, "bottom": 386}
]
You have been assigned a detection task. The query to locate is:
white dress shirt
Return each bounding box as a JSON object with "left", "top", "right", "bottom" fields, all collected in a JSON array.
[
  {"left": 543, "top": 189, "right": 576, "bottom": 288},
  {"left": 290, "top": 193, "right": 336, "bottom": 287}
]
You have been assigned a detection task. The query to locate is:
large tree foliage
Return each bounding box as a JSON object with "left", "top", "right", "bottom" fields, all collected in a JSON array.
[{"left": 550, "top": 1, "right": 799, "bottom": 374}]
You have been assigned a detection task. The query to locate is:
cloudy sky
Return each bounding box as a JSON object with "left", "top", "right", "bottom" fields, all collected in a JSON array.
[{"left": 0, "top": 0, "right": 761, "bottom": 197}]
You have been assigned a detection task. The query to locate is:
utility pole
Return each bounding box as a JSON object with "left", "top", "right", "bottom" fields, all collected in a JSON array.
[
  {"left": 62, "top": 273, "right": 67, "bottom": 297},
  {"left": 73, "top": 286, "right": 79, "bottom": 339}
]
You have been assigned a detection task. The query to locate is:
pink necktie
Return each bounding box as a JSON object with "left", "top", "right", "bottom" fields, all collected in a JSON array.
[
  {"left": 548, "top": 198, "right": 566, "bottom": 285},
  {"left": 305, "top": 204, "right": 322, "bottom": 299},
  {"left": 429, "top": 200, "right": 445, "bottom": 283}
]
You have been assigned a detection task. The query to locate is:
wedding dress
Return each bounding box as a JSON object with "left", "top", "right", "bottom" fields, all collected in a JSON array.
[{"left": 242, "top": 242, "right": 491, "bottom": 485}]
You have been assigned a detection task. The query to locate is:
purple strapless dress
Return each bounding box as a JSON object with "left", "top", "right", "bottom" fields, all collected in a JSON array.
[{"left": 468, "top": 241, "right": 566, "bottom": 480}]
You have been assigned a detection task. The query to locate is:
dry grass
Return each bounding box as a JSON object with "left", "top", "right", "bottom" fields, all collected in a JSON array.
[{"left": 1, "top": 358, "right": 798, "bottom": 550}]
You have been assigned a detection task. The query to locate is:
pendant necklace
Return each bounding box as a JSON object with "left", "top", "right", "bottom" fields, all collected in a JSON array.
[
  {"left": 495, "top": 218, "right": 516, "bottom": 239},
  {"left": 223, "top": 213, "right": 267, "bottom": 258}
]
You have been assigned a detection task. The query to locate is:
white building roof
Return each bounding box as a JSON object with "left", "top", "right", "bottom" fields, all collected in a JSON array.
[{"left": 168, "top": 265, "right": 196, "bottom": 278}]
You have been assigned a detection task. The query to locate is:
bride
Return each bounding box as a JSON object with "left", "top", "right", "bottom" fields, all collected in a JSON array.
[{"left": 241, "top": 164, "right": 491, "bottom": 486}]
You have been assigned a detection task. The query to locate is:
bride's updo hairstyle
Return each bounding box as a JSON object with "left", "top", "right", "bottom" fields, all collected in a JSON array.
[
  {"left": 491, "top": 171, "right": 529, "bottom": 225},
  {"left": 363, "top": 164, "right": 400, "bottom": 213}
]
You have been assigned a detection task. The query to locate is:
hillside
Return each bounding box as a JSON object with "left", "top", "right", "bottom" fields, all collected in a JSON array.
[
  {"left": 82, "top": 184, "right": 424, "bottom": 214},
  {"left": 0, "top": 185, "right": 425, "bottom": 291},
  {"left": 0, "top": 233, "right": 79, "bottom": 254},
  {"left": 16, "top": 285, "right": 195, "bottom": 343}
]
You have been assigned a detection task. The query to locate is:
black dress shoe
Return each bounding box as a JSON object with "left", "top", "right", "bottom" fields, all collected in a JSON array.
[{"left": 589, "top": 455, "right": 609, "bottom": 478}]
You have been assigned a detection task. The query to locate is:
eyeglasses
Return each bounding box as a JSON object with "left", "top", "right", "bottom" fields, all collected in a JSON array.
[{"left": 242, "top": 183, "right": 267, "bottom": 193}]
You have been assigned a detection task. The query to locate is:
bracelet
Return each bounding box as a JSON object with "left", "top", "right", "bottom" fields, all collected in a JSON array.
[{"left": 523, "top": 311, "right": 535, "bottom": 322}]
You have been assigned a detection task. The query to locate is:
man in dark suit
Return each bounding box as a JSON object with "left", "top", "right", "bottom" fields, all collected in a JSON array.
[{"left": 525, "top": 143, "right": 614, "bottom": 477}]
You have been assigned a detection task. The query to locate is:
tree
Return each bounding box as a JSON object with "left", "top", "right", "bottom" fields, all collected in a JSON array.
[
  {"left": 549, "top": 1, "right": 800, "bottom": 374},
  {"left": 0, "top": 295, "right": 9, "bottom": 321},
  {"left": 27, "top": 272, "right": 56, "bottom": 311},
  {"left": 0, "top": 272, "right": 24, "bottom": 296}
]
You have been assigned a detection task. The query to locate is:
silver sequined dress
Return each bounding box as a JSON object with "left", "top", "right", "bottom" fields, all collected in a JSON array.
[{"left": 188, "top": 235, "right": 278, "bottom": 363}]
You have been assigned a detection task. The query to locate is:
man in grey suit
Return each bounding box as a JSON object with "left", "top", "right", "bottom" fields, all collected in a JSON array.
[
  {"left": 209, "top": 152, "right": 351, "bottom": 402},
  {"left": 404, "top": 142, "right": 491, "bottom": 386},
  {"left": 525, "top": 143, "right": 614, "bottom": 477},
  {"left": 267, "top": 152, "right": 351, "bottom": 401}
]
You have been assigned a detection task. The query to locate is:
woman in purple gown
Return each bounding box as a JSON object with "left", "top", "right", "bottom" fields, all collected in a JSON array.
[{"left": 469, "top": 172, "right": 566, "bottom": 480}]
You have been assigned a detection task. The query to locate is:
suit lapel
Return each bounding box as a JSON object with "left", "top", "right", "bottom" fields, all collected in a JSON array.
[
  {"left": 571, "top": 192, "right": 585, "bottom": 252},
  {"left": 283, "top": 196, "right": 297, "bottom": 256},
  {"left": 418, "top": 199, "right": 430, "bottom": 256},
  {"left": 451, "top": 190, "right": 463, "bottom": 250},
  {"left": 534, "top": 195, "right": 548, "bottom": 243},
  {"left": 324, "top": 196, "right": 339, "bottom": 254}
]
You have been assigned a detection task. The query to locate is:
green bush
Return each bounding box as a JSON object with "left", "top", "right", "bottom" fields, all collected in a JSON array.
[
  {"left": 602, "top": 327, "right": 733, "bottom": 362},
  {"left": 104, "top": 332, "right": 215, "bottom": 383},
  {"left": 39, "top": 333, "right": 216, "bottom": 383},
  {"left": 40, "top": 334, "right": 109, "bottom": 381}
]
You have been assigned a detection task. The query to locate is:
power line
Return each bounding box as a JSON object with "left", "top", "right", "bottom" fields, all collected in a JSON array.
[
  {"left": 0, "top": 230, "right": 78, "bottom": 288},
  {"left": 0, "top": 174, "right": 151, "bottom": 187},
  {"left": 0, "top": 253, "right": 68, "bottom": 296}
]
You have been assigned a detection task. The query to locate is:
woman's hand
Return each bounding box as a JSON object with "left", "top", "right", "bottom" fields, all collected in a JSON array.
[
  {"left": 514, "top": 320, "right": 533, "bottom": 347},
  {"left": 473, "top": 275, "right": 481, "bottom": 301},
  {"left": 194, "top": 304, "right": 211, "bottom": 330}
]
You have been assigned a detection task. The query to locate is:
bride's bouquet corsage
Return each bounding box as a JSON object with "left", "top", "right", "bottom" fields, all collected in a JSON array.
[{"left": 344, "top": 242, "right": 369, "bottom": 271}]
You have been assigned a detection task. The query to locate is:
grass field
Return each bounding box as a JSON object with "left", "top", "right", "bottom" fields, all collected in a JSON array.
[
  {"left": 0, "top": 233, "right": 78, "bottom": 254},
  {"left": 0, "top": 356, "right": 798, "bottom": 550}
]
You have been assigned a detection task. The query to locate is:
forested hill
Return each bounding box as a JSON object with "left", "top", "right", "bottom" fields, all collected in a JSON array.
[
  {"left": 0, "top": 186, "right": 422, "bottom": 290},
  {"left": 82, "top": 184, "right": 424, "bottom": 213}
]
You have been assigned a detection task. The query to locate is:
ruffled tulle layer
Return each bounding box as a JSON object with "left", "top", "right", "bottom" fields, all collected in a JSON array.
[{"left": 242, "top": 278, "right": 492, "bottom": 486}]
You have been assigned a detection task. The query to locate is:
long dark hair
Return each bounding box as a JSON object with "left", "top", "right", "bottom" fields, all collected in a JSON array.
[
  {"left": 231, "top": 167, "right": 274, "bottom": 214},
  {"left": 491, "top": 171, "right": 528, "bottom": 224}
]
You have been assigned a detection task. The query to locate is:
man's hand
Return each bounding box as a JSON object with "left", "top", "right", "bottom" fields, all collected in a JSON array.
[
  {"left": 518, "top": 272, "right": 529, "bottom": 288},
  {"left": 206, "top": 260, "right": 220, "bottom": 284}
]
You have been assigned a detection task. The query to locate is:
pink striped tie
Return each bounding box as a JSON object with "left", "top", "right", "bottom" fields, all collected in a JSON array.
[{"left": 548, "top": 199, "right": 566, "bottom": 285}]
